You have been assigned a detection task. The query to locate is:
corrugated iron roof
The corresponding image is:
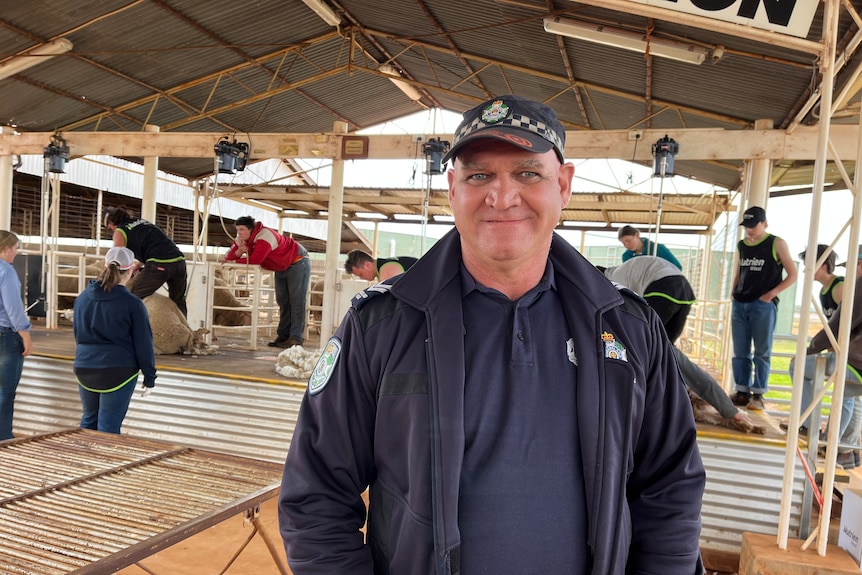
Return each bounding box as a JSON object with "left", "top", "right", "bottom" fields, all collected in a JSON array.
[{"left": 2, "top": 0, "right": 860, "bottom": 225}]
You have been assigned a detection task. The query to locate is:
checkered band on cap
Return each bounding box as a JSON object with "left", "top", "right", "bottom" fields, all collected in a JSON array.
[{"left": 453, "top": 112, "right": 565, "bottom": 155}]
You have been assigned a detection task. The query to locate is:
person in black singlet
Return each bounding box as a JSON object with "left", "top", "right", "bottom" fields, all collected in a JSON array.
[
  {"left": 104, "top": 206, "right": 188, "bottom": 317},
  {"left": 788, "top": 245, "right": 860, "bottom": 468},
  {"left": 730, "top": 206, "right": 797, "bottom": 412}
]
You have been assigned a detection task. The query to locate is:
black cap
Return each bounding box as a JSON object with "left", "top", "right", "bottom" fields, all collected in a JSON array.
[
  {"left": 799, "top": 244, "right": 835, "bottom": 262},
  {"left": 442, "top": 95, "right": 566, "bottom": 165},
  {"left": 837, "top": 245, "right": 862, "bottom": 267},
  {"left": 740, "top": 206, "right": 766, "bottom": 228}
]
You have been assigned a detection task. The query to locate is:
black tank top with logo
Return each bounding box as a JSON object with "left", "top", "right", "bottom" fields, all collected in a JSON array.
[
  {"left": 821, "top": 276, "right": 844, "bottom": 318},
  {"left": 733, "top": 234, "right": 783, "bottom": 303}
]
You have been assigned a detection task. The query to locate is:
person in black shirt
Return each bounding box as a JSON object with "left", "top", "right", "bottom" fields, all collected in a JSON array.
[
  {"left": 103, "top": 206, "right": 188, "bottom": 317},
  {"left": 344, "top": 249, "right": 418, "bottom": 282},
  {"left": 730, "top": 206, "right": 797, "bottom": 411}
]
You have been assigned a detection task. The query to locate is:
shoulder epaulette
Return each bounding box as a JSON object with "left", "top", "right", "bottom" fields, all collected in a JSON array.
[
  {"left": 609, "top": 281, "right": 652, "bottom": 323},
  {"left": 609, "top": 281, "right": 647, "bottom": 305},
  {"left": 351, "top": 276, "right": 399, "bottom": 310}
]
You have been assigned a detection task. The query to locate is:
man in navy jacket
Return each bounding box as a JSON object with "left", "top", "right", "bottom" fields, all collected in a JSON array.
[{"left": 280, "top": 95, "right": 705, "bottom": 574}]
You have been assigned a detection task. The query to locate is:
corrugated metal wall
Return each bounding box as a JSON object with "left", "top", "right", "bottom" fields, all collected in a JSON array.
[
  {"left": 13, "top": 356, "right": 305, "bottom": 464},
  {"left": 698, "top": 434, "right": 805, "bottom": 553},
  {"left": 13, "top": 356, "right": 807, "bottom": 555}
]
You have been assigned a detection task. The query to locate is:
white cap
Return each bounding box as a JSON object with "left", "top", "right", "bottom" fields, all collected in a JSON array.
[{"left": 105, "top": 247, "right": 136, "bottom": 270}]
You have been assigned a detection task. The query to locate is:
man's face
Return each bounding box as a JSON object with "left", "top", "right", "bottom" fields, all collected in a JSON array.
[
  {"left": 744, "top": 221, "right": 767, "bottom": 241},
  {"left": 236, "top": 225, "right": 252, "bottom": 242},
  {"left": 352, "top": 261, "right": 377, "bottom": 281},
  {"left": 620, "top": 233, "right": 641, "bottom": 252},
  {"left": 447, "top": 139, "right": 573, "bottom": 268}
]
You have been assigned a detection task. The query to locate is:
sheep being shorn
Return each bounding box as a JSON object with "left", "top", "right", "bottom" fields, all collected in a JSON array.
[
  {"left": 689, "top": 390, "right": 765, "bottom": 434},
  {"left": 142, "top": 294, "right": 218, "bottom": 355}
]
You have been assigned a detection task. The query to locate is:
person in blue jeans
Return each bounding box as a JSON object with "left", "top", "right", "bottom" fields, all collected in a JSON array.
[
  {"left": 0, "top": 231, "right": 32, "bottom": 441},
  {"left": 73, "top": 247, "right": 156, "bottom": 434},
  {"left": 787, "top": 245, "right": 853, "bottom": 437},
  {"left": 730, "top": 206, "right": 797, "bottom": 411},
  {"left": 224, "top": 216, "right": 311, "bottom": 348},
  {"left": 796, "top": 247, "right": 862, "bottom": 469}
]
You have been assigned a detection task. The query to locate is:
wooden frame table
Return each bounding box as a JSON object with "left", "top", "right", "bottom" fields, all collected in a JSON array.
[{"left": 0, "top": 429, "right": 286, "bottom": 574}]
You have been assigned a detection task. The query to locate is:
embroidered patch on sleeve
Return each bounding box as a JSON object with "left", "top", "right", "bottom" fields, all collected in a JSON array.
[
  {"left": 308, "top": 337, "right": 342, "bottom": 395},
  {"left": 601, "top": 331, "right": 628, "bottom": 362}
]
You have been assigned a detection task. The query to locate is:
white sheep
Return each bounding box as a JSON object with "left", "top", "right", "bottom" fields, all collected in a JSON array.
[
  {"left": 57, "top": 264, "right": 103, "bottom": 309},
  {"left": 212, "top": 276, "right": 251, "bottom": 326},
  {"left": 142, "top": 294, "right": 219, "bottom": 355}
]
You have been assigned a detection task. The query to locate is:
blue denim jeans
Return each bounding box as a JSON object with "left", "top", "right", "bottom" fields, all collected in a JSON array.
[
  {"left": 78, "top": 377, "right": 138, "bottom": 434},
  {"left": 789, "top": 352, "right": 862, "bottom": 441},
  {"left": 846, "top": 400, "right": 862, "bottom": 449},
  {"left": 275, "top": 255, "right": 311, "bottom": 342},
  {"left": 731, "top": 299, "right": 777, "bottom": 394},
  {"left": 0, "top": 329, "right": 24, "bottom": 440}
]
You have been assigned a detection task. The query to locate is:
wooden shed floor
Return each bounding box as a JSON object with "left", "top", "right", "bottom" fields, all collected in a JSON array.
[{"left": 29, "top": 320, "right": 313, "bottom": 383}]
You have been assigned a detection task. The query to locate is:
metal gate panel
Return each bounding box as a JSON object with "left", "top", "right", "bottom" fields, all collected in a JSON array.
[{"left": 14, "top": 356, "right": 306, "bottom": 464}]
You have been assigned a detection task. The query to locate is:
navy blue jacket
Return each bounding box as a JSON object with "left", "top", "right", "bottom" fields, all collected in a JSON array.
[
  {"left": 73, "top": 280, "right": 157, "bottom": 387},
  {"left": 280, "top": 230, "right": 704, "bottom": 574}
]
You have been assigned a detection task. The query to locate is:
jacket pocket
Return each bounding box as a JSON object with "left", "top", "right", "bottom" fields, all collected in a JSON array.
[{"left": 368, "top": 483, "right": 434, "bottom": 575}]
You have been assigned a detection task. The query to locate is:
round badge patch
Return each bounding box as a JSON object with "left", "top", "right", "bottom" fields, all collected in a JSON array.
[
  {"left": 481, "top": 100, "right": 509, "bottom": 124},
  {"left": 308, "top": 337, "right": 342, "bottom": 395}
]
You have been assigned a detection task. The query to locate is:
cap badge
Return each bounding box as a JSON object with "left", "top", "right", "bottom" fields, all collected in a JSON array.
[
  {"left": 601, "top": 331, "right": 628, "bottom": 362},
  {"left": 481, "top": 100, "right": 510, "bottom": 124}
]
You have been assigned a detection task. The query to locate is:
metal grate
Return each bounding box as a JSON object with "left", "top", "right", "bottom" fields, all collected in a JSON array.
[{"left": 0, "top": 429, "right": 283, "bottom": 575}]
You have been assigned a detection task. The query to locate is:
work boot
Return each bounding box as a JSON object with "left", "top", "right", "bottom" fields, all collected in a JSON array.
[
  {"left": 730, "top": 391, "right": 751, "bottom": 406},
  {"left": 746, "top": 394, "right": 765, "bottom": 411},
  {"left": 268, "top": 337, "right": 290, "bottom": 348},
  {"left": 284, "top": 337, "right": 304, "bottom": 348},
  {"left": 779, "top": 422, "right": 809, "bottom": 436},
  {"left": 837, "top": 451, "right": 859, "bottom": 470}
]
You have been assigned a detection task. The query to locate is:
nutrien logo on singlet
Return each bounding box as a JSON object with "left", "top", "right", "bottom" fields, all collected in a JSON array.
[
  {"left": 740, "top": 256, "right": 766, "bottom": 272},
  {"left": 125, "top": 218, "right": 147, "bottom": 230}
]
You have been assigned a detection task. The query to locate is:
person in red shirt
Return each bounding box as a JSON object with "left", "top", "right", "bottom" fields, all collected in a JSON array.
[{"left": 224, "top": 216, "right": 310, "bottom": 348}]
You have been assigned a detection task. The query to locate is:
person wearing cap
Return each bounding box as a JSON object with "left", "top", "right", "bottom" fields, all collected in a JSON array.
[
  {"left": 224, "top": 216, "right": 310, "bottom": 348},
  {"left": 617, "top": 224, "right": 683, "bottom": 270},
  {"left": 802, "top": 245, "right": 862, "bottom": 469},
  {"left": 279, "top": 96, "right": 705, "bottom": 574},
  {"left": 0, "top": 231, "right": 32, "bottom": 441},
  {"left": 72, "top": 247, "right": 156, "bottom": 434},
  {"left": 729, "top": 205, "right": 797, "bottom": 412},
  {"left": 344, "top": 249, "right": 418, "bottom": 282},
  {"left": 785, "top": 244, "right": 849, "bottom": 435},
  {"left": 805, "top": 244, "right": 845, "bottom": 321},
  {"left": 103, "top": 206, "right": 188, "bottom": 317}
]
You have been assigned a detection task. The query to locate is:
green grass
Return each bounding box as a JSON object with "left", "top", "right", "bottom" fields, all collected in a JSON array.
[{"left": 766, "top": 338, "right": 831, "bottom": 415}]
